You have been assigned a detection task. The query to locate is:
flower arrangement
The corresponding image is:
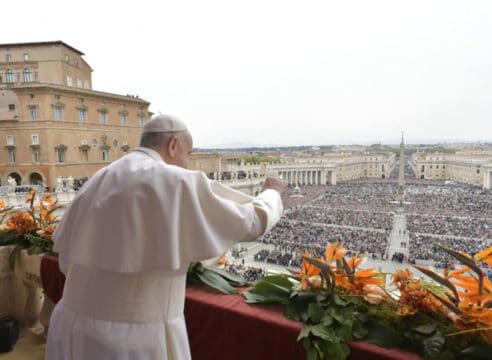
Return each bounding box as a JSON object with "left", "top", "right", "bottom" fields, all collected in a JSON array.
[
  {"left": 0, "top": 189, "right": 60, "bottom": 270},
  {"left": 244, "top": 242, "right": 492, "bottom": 360}
]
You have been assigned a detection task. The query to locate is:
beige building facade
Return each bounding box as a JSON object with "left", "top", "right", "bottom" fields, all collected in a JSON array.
[
  {"left": 0, "top": 41, "right": 150, "bottom": 189},
  {"left": 411, "top": 152, "right": 492, "bottom": 189}
]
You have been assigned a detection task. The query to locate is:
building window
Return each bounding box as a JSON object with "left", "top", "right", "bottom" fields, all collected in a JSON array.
[
  {"left": 8, "top": 150, "right": 15, "bottom": 163},
  {"left": 8, "top": 104, "right": 15, "bottom": 111},
  {"left": 65, "top": 55, "right": 70, "bottom": 63},
  {"left": 120, "top": 114, "right": 127, "bottom": 126},
  {"left": 92, "top": 138, "right": 98, "bottom": 148},
  {"left": 54, "top": 94, "right": 61, "bottom": 101},
  {"left": 31, "top": 135, "right": 39, "bottom": 145},
  {"left": 6, "top": 54, "right": 11, "bottom": 62},
  {"left": 23, "top": 68, "right": 32, "bottom": 83},
  {"left": 77, "top": 79, "right": 83, "bottom": 88},
  {"left": 29, "top": 106, "right": 38, "bottom": 120},
  {"left": 138, "top": 115, "right": 145, "bottom": 127},
  {"left": 74, "top": 58, "right": 79, "bottom": 66},
  {"left": 66, "top": 75, "right": 73, "bottom": 86},
  {"left": 79, "top": 109, "right": 87, "bottom": 122},
  {"left": 6, "top": 135, "right": 14, "bottom": 145},
  {"left": 102, "top": 149, "right": 109, "bottom": 161},
  {"left": 57, "top": 149, "right": 65, "bottom": 163},
  {"left": 6, "top": 69, "right": 14, "bottom": 84},
  {"left": 112, "top": 139, "right": 118, "bottom": 148},
  {"left": 33, "top": 150, "right": 40, "bottom": 163},
  {"left": 99, "top": 111, "right": 107, "bottom": 124},
  {"left": 24, "top": 53, "right": 29, "bottom": 61},
  {"left": 54, "top": 106, "right": 63, "bottom": 120}
]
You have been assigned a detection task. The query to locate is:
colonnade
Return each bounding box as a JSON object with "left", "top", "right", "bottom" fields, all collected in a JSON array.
[{"left": 276, "top": 168, "right": 336, "bottom": 186}]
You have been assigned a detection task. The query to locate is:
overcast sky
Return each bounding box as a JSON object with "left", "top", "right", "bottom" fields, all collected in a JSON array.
[{"left": 4, "top": 0, "right": 492, "bottom": 147}]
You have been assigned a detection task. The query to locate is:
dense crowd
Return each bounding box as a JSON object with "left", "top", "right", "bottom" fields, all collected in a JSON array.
[
  {"left": 222, "top": 264, "right": 265, "bottom": 282},
  {"left": 407, "top": 214, "right": 492, "bottom": 239},
  {"left": 281, "top": 185, "right": 330, "bottom": 209},
  {"left": 285, "top": 207, "right": 393, "bottom": 230},
  {"left": 409, "top": 234, "right": 489, "bottom": 267},
  {"left": 253, "top": 179, "right": 491, "bottom": 271},
  {"left": 257, "top": 220, "right": 388, "bottom": 267}
]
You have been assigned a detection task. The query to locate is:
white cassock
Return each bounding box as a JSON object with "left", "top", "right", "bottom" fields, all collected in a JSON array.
[{"left": 46, "top": 147, "right": 283, "bottom": 360}]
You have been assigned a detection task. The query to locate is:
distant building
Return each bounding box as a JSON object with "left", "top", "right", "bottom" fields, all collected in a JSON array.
[
  {"left": 411, "top": 151, "right": 492, "bottom": 189},
  {"left": 0, "top": 41, "right": 150, "bottom": 189}
]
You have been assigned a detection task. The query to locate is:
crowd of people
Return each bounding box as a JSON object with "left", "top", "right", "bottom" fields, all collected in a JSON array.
[
  {"left": 248, "top": 179, "right": 492, "bottom": 273},
  {"left": 407, "top": 214, "right": 491, "bottom": 239},
  {"left": 281, "top": 185, "right": 330, "bottom": 209},
  {"left": 222, "top": 263, "right": 265, "bottom": 282},
  {"left": 256, "top": 220, "right": 388, "bottom": 267},
  {"left": 285, "top": 207, "right": 393, "bottom": 230},
  {"left": 409, "top": 234, "right": 490, "bottom": 268}
]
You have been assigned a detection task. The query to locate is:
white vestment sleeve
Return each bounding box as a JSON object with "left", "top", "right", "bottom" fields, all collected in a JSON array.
[{"left": 53, "top": 150, "right": 283, "bottom": 272}]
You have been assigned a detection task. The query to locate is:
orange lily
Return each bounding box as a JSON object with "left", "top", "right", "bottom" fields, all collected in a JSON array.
[
  {"left": 25, "top": 188, "right": 36, "bottom": 204},
  {"left": 475, "top": 245, "right": 492, "bottom": 267},
  {"left": 298, "top": 253, "right": 322, "bottom": 291},
  {"left": 324, "top": 242, "right": 345, "bottom": 262}
]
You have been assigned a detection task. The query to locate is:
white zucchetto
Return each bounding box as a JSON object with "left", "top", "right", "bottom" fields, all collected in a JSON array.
[{"left": 143, "top": 114, "right": 188, "bottom": 133}]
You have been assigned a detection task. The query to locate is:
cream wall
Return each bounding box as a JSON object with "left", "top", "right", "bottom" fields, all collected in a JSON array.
[{"left": 412, "top": 152, "right": 491, "bottom": 187}]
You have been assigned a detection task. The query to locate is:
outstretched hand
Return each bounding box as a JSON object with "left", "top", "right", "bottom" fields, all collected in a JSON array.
[{"left": 261, "top": 175, "right": 286, "bottom": 194}]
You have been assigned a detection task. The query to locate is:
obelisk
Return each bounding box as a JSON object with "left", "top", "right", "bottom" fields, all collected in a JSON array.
[{"left": 397, "top": 132, "right": 405, "bottom": 204}]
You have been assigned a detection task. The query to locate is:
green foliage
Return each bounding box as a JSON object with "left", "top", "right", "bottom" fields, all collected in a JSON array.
[
  {"left": 237, "top": 155, "right": 280, "bottom": 165},
  {"left": 187, "top": 262, "right": 247, "bottom": 295},
  {"left": 0, "top": 191, "right": 60, "bottom": 270},
  {"left": 244, "top": 274, "right": 492, "bottom": 360}
]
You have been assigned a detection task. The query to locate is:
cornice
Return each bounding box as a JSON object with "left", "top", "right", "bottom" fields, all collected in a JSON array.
[{"left": 5, "top": 83, "right": 151, "bottom": 105}]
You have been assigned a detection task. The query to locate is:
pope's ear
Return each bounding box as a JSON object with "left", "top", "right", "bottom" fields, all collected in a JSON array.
[{"left": 167, "top": 136, "right": 178, "bottom": 157}]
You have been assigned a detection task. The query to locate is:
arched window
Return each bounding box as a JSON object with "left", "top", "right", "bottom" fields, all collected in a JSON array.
[
  {"left": 6, "top": 69, "right": 14, "bottom": 84},
  {"left": 8, "top": 172, "right": 21, "bottom": 185},
  {"left": 23, "top": 68, "right": 32, "bottom": 83},
  {"left": 29, "top": 172, "right": 43, "bottom": 185}
]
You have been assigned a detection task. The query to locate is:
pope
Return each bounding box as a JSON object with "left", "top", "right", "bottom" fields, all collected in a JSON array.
[{"left": 45, "top": 114, "right": 285, "bottom": 359}]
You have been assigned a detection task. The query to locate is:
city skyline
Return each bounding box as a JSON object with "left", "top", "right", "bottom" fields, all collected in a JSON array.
[{"left": 3, "top": 0, "right": 492, "bottom": 147}]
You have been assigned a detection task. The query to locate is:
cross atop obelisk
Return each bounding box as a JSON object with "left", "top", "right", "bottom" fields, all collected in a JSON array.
[{"left": 397, "top": 132, "right": 405, "bottom": 204}]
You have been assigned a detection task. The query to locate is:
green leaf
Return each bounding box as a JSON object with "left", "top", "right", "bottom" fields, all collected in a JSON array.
[
  {"left": 322, "top": 315, "right": 334, "bottom": 327},
  {"left": 414, "top": 264, "right": 459, "bottom": 302},
  {"left": 303, "top": 338, "right": 321, "bottom": 360},
  {"left": 323, "top": 340, "right": 350, "bottom": 360},
  {"left": 422, "top": 331, "right": 445, "bottom": 356},
  {"left": 362, "top": 320, "right": 403, "bottom": 349},
  {"left": 308, "top": 303, "right": 323, "bottom": 323},
  {"left": 334, "top": 294, "right": 348, "bottom": 306},
  {"left": 413, "top": 323, "right": 436, "bottom": 336},
  {"left": 195, "top": 268, "right": 238, "bottom": 294},
  {"left": 461, "top": 343, "right": 492, "bottom": 360},
  {"left": 245, "top": 275, "right": 294, "bottom": 303},
  {"left": 435, "top": 243, "right": 483, "bottom": 278},
  {"left": 204, "top": 266, "right": 248, "bottom": 286},
  {"left": 8, "top": 245, "right": 22, "bottom": 271},
  {"left": 243, "top": 292, "right": 289, "bottom": 304},
  {"left": 311, "top": 324, "right": 335, "bottom": 341},
  {"left": 297, "top": 325, "right": 313, "bottom": 341},
  {"left": 352, "top": 322, "right": 368, "bottom": 339}
]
